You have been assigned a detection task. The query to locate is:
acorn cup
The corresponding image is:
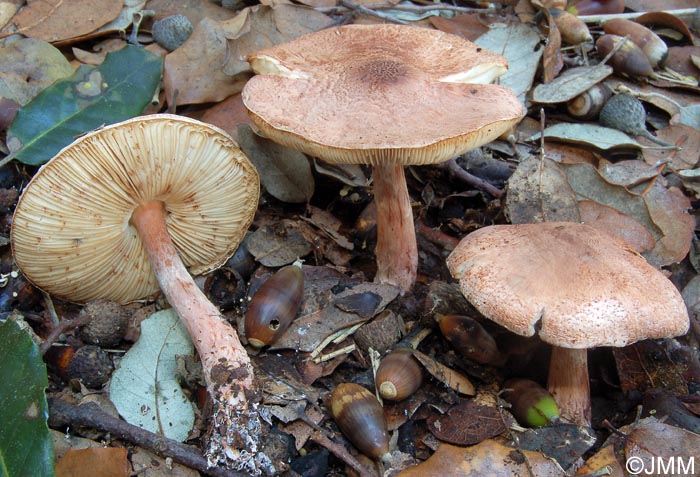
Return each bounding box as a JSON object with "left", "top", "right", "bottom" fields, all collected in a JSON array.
[
  {"left": 244, "top": 261, "right": 304, "bottom": 348},
  {"left": 330, "top": 383, "right": 391, "bottom": 462},
  {"left": 375, "top": 348, "right": 423, "bottom": 401},
  {"left": 501, "top": 378, "right": 560, "bottom": 427},
  {"left": 438, "top": 314, "right": 505, "bottom": 366}
]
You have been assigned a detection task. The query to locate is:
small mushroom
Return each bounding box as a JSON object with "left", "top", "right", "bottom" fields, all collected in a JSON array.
[
  {"left": 11, "top": 114, "right": 262, "bottom": 469},
  {"left": 446, "top": 222, "right": 689, "bottom": 426},
  {"left": 242, "top": 24, "right": 523, "bottom": 293}
]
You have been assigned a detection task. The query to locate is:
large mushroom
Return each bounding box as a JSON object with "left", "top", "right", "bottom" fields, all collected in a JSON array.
[
  {"left": 11, "top": 115, "right": 265, "bottom": 471},
  {"left": 446, "top": 222, "right": 689, "bottom": 426},
  {"left": 242, "top": 24, "right": 523, "bottom": 293}
]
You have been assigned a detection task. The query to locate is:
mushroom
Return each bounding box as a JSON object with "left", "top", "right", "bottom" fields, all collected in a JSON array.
[
  {"left": 11, "top": 114, "right": 265, "bottom": 470},
  {"left": 242, "top": 24, "right": 523, "bottom": 293},
  {"left": 446, "top": 222, "right": 689, "bottom": 426}
]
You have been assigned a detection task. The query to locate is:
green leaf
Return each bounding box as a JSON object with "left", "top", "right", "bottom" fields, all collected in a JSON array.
[
  {"left": 0, "top": 319, "right": 54, "bottom": 477},
  {"left": 5, "top": 45, "right": 162, "bottom": 166},
  {"left": 109, "top": 309, "right": 195, "bottom": 442}
]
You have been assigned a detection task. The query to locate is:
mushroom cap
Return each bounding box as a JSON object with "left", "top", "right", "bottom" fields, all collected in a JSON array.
[
  {"left": 446, "top": 222, "right": 689, "bottom": 348},
  {"left": 242, "top": 24, "right": 523, "bottom": 166},
  {"left": 11, "top": 114, "right": 259, "bottom": 304}
]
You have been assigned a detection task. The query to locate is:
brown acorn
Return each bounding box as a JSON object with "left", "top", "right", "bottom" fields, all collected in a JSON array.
[
  {"left": 245, "top": 261, "right": 304, "bottom": 348},
  {"left": 550, "top": 9, "right": 592, "bottom": 45},
  {"left": 330, "top": 383, "right": 390, "bottom": 461},
  {"left": 566, "top": 83, "right": 612, "bottom": 120},
  {"left": 375, "top": 348, "right": 423, "bottom": 401},
  {"left": 603, "top": 18, "right": 667, "bottom": 67},
  {"left": 596, "top": 34, "right": 654, "bottom": 78},
  {"left": 438, "top": 314, "right": 504, "bottom": 365}
]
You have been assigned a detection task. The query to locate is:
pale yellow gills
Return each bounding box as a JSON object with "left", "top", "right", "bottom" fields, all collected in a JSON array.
[
  {"left": 11, "top": 114, "right": 259, "bottom": 304},
  {"left": 446, "top": 222, "right": 689, "bottom": 426},
  {"left": 11, "top": 114, "right": 264, "bottom": 472},
  {"left": 242, "top": 24, "right": 523, "bottom": 294}
]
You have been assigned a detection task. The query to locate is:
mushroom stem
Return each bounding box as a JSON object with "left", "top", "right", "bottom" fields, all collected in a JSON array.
[
  {"left": 372, "top": 162, "right": 418, "bottom": 293},
  {"left": 131, "top": 201, "right": 264, "bottom": 470},
  {"left": 547, "top": 346, "right": 591, "bottom": 426}
]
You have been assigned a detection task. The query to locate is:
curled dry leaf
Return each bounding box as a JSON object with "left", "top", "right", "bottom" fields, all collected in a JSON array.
[
  {"left": 412, "top": 350, "right": 475, "bottom": 396},
  {"left": 243, "top": 221, "right": 313, "bottom": 267},
  {"left": 539, "top": 8, "right": 564, "bottom": 84},
  {"left": 394, "top": 440, "right": 565, "bottom": 477}
]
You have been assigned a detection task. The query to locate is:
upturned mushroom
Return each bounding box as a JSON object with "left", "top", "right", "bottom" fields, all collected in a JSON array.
[
  {"left": 446, "top": 222, "right": 689, "bottom": 426},
  {"left": 11, "top": 115, "right": 266, "bottom": 471},
  {"left": 242, "top": 24, "right": 523, "bottom": 293}
]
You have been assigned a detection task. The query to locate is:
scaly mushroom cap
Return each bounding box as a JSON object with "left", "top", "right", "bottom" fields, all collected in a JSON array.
[
  {"left": 242, "top": 24, "right": 523, "bottom": 166},
  {"left": 11, "top": 114, "right": 259, "bottom": 304},
  {"left": 446, "top": 222, "right": 689, "bottom": 348}
]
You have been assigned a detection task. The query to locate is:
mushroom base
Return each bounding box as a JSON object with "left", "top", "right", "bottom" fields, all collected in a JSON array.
[
  {"left": 547, "top": 346, "right": 591, "bottom": 426},
  {"left": 373, "top": 163, "right": 418, "bottom": 293},
  {"left": 131, "top": 201, "right": 268, "bottom": 472}
]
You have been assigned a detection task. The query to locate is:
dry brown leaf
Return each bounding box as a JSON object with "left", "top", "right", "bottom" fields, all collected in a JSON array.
[
  {"left": 505, "top": 155, "right": 581, "bottom": 224},
  {"left": 200, "top": 93, "right": 253, "bottom": 140},
  {"left": 394, "top": 440, "right": 565, "bottom": 477},
  {"left": 55, "top": 447, "right": 129, "bottom": 477},
  {"left": 272, "top": 282, "right": 399, "bottom": 352},
  {"left": 643, "top": 181, "right": 695, "bottom": 267},
  {"left": 613, "top": 341, "right": 689, "bottom": 395},
  {"left": 427, "top": 400, "right": 507, "bottom": 445},
  {"left": 598, "top": 159, "right": 659, "bottom": 188},
  {"left": 579, "top": 200, "right": 656, "bottom": 253},
  {"left": 163, "top": 5, "right": 333, "bottom": 106},
  {"left": 430, "top": 13, "right": 491, "bottom": 42},
  {"left": 576, "top": 444, "right": 625, "bottom": 476},
  {"left": 642, "top": 124, "right": 700, "bottom": 170},
  {"left": 539, "top": 7, "right": 564, "bottom": 84},
  {"left": 10, "top": 0, "right": 122, "bottom": 43},
  {"left": 624, "top": 418, "right": 700, "bottom": 472},
  {"left": 412, "top": 350, "right": 475, "bottom": 396}
]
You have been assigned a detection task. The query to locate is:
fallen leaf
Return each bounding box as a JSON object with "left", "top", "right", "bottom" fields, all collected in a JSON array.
[
  {"left": 394, "top": 440, "right": 565, "bottom": 477},
  {"left": 579, "top": 200, "right": 656, "bottom": 252},
  {"left": 412, "top": 350, "right": 475, "bottom": 396},
  {"left": 539, "top": 7, "right": 563, "bottom": 84},
  {"left": 238, "top": 124, "right": 315, "bottom": 203},
  {"left": 613, "top": 341, "right": 688, "bottom": 395},
  {"left": 506, "top": 155, "right": 581, "bottom": 224},
  {"left": 200, "top": 93, "right": 253, "bottom": 140},
  {"left": 0, "top": 37, "right": 73, "bottom": 105},
  {"left": 109, "top": 309, "right": 195, "bottom": 442},
  {"left": 427, "top": 400, "right": 507, "bottom": 445},
  {"left": 576, "top": 444, "right": 625, "bottom": 476},
  {"left": 643, "top": 181, "right": 694, "bottom": 267},
  {"left": 475, "top": 22, "right": 543, "bottom": 105},
  {"left": 430, "top": 13, "right": 491, "bottom": 41},
  {"left": 624, "top": 418, "right": 700, "bottom": 475},
  {"left": 301, "top": 205, "right": 354, "bottom": 251},
  {"left": 517, "top": 423, "right": 596, "bottom": 471},
  {"left": 597, "top": 159, "right": 660, "bottom": 188},
  {"left": 532, "top": 64, "right": 613, "bottom": 104},
  {"left": 244, "top": 222, "right": 313, "bottom": 267},
  {"left": 55, "top": 447, "right": 129, "bottom": 477},
  {"left": 11, "top": 0, "right": 123, "bottom": 43},
  {"left": 535, "top": 123, "right": 643, "bottom": 150},
  {"left": 642, "top": 124, "right": 700, "bottom": 170}
]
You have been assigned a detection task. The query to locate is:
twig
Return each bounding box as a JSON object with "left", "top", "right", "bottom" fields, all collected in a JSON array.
[
  {"left": 39, "top": 313, "right": 93, "bottom": 355},
  {"left": 439, "top": 158, "right": 504, "bottom": 198},
  {"left": 48, "top": 399, "right": 244, "bottom": 477},
  {"left": 310, "top": 429, "right": 377, "bottom": 477},
  {"left": 577, "top": 8, "right": 699, "bottom": 24},
  {"left": 338, "top": 0, "right": 411, "bottom": 25}
]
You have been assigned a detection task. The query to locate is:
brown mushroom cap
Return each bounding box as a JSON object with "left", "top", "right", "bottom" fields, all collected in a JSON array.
[
  {"left": 242, "top": 24, "right": 523, "bottom": 166},
  {"left": 446, "top": 222, "right": 689, "bottom": 348},
  {"left": 11, "top": 114, "right": 259, "bottom": 304}
]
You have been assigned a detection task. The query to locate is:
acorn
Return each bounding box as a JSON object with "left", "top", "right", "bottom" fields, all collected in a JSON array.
[
  {"left": 599, "top": 93, "right": 677, "bottom": 148},
  {"left": 596, "top": 34, "right": 654, "bottom": 78},
  {"left": 152, "top": 14, "right": 194, "bottom": 51},
  {"left": 550, "top": 9, "right": 592, "bottom": 45},
  {"left": 330, "top": 383, "right": 391, "bottom": 461},
  {"left": 603, "top": 18, "right": 667, "bottom": 68},
  {"left": 566, "top": 83, "right": 612, "bottom": 120},
  {"left": 244, "top": 260, "right": 304, "bottom": 348},
  {"left": 375, "top": 348, "right": 423, "bottom": 401},
  {"left": 502, "top": 378, "right": 560, "bottom": 427},
  {"left": 438, "top": 314, "right": 504, "bottom": 366}
]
